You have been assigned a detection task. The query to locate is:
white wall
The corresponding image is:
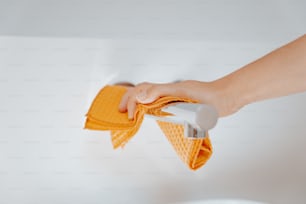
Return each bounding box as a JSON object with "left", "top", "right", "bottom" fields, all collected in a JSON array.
[{"left": 0, "top": 1, "right": 305, "bottom": 203}]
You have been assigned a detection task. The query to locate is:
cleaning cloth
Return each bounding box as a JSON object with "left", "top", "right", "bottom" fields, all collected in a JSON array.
[{"left": 84, "top": 85, "right": 212, "bottom": 170}]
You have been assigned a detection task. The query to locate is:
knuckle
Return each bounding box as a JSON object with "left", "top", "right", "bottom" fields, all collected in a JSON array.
[
  {"left": 147, "top": 85, "right": 158, "bottom": 94},
  {"left": 127, "top": 99, "right": 134, "bottom": 109},
  {"left": 137, "top": 81, "right": 154, "bottom": 87},
  {"left": 134, "top": 82, "right": 152, "bottom": 94}
]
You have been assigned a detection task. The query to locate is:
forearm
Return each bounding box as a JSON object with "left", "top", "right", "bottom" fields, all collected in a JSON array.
[
  {"left": 215, "top": 34, "right": 306, "bottom": 109},
  {"left": 119, "top": 35, "right": 306, "bottom": 119}
]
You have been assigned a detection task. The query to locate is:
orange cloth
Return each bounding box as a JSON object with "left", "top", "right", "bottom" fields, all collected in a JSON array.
[{"left": 84, "top": 85, "right": 213, "bottom": 170}]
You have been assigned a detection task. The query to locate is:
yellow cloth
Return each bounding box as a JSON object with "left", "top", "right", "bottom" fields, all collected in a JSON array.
[{"left": 84, "top": 85, "right": 213, "bottom": 170}]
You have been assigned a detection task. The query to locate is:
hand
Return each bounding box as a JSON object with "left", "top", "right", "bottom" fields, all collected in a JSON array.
[
  {"left": 118, "top": 80, "right": 243, "bottom": 119},
  {"left": 119, "top": 35, "right": 306, "bottom": 120}
]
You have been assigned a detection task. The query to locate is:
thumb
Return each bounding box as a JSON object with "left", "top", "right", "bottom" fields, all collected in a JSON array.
[
  {"left": 136, "top": 83, "right": 181, "bottom": 104},
  {"left": 136, "top": 86, "right": 161, "bottom": 104}
]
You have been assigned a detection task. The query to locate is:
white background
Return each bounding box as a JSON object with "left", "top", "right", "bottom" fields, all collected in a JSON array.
[{"left": 0, "top": 0, "right": 306, "bottom": 203}]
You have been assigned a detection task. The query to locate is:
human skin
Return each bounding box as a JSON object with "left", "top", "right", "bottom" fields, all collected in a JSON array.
[{"left": 119, "top": 34, "right": 306, "bottom": 119}]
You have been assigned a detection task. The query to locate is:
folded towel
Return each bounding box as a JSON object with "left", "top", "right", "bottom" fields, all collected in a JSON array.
[{"left": 84, "top": 85, "right": 212, "bottom": 170}]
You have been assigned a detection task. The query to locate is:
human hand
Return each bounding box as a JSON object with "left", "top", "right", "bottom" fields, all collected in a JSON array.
[{"left": 118, "top": 80, "right": 243, "bottom": 119}]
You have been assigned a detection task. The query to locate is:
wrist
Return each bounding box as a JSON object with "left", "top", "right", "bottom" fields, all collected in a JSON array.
[
  {"left": 210, "top": 78, "right": 247, "bottom": 117},
  {"left": 177, "top": 79, "right": 247, "bottom": 117}
]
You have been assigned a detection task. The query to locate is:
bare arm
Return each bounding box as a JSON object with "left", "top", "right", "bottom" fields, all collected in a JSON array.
[
  {"left": 218, "top": 34, "right": 306, "bottom": 111},
  {"left": 119, "top": 34, "right": 306, "bottom": 119}
]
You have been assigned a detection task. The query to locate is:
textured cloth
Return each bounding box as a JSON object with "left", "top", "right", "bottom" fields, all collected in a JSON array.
[{"left": 84, "top": 85, "right": 213, "bottom": 170}]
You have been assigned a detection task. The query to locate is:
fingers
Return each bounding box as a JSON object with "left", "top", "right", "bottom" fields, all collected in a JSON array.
[
  {"left": 118, "top": 89, "right": 131, "bottom": 112},
  {"left": 135, "top": 84, "right": 159, "bottom": 104},
  {"left": 118, "top": 84, "right": 151, "bottom": 120},
  {"left": 127, "top": 94, "right": 137, "bottom": 119},
  {"left": 118, "top": 81, "right": 186, "bottom": 120},
  {"left": 118, "top": 85, "right": 139, "bottom": 120}
]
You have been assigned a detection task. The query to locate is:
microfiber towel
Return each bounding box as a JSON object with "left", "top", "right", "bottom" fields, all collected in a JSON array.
[{"left": 84, "top": 85, "right": 213, "bottom": 170}]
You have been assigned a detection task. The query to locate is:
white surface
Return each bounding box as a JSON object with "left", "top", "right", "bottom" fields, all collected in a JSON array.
[
  {"left": 0, "top": 0, "right": 305, "bottom": 42},
  {"left": 0, "top": 1, "right": 306, "bottom": 204},
  {"left": 174, "top": 199, "right": 266, "bottom": 204}
]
